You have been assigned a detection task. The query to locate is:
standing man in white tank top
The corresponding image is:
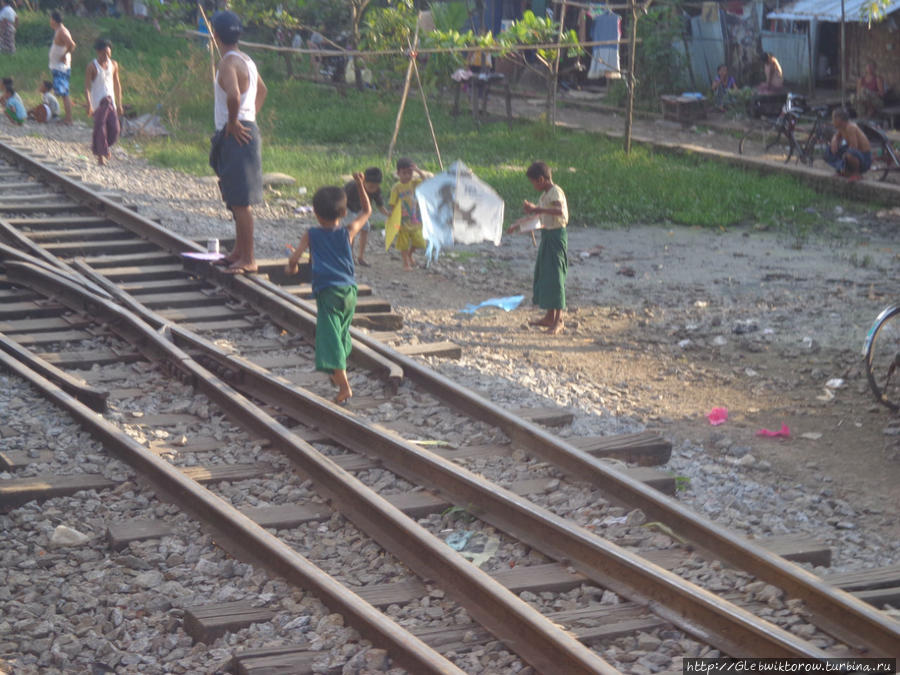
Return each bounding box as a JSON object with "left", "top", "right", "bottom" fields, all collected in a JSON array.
[
  {"left": 85, "top": 38, "right": 123, "bottom": 166},
  {"left": 208, "top": 10, "right": 268, "bottom": 275},
  {"left": 48, "top": 11, "right": 76, "bottom": 125}
]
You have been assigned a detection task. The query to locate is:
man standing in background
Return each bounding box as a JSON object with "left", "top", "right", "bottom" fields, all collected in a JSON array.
[
  {"left": 85, "top": 38, "right": 123, "bottom": 166},
  {"left": 49, "top": 11, "right": 76, "bottom": 124}
]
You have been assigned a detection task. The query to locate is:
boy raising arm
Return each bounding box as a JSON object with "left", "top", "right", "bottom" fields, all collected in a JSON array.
[{"left": 285, "top": 173, "right": 371, "bottom": 403}]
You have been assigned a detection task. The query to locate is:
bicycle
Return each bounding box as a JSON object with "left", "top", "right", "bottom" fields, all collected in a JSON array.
[
  {"left": 863, "top": 304, "right": 900, "bottom": 411},
  {"left": 859, "top": 120, "right": 900, "bottom": 183},
  {"left": 738, "top": 93, "right": 834, "bottom": 165}
]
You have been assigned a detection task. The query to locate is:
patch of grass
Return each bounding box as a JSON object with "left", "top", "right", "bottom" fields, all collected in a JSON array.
[{"left": 9, "top": 12, "right": 862, "bottom": 232}]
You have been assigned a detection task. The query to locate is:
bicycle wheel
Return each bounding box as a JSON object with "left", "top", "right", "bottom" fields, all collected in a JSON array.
[
  {"left": 871, "top": 140, "right": 900, "bottom": 183},
  {"left": 863, "top": 304, "right": 900, "bottom": 411},
  {"left": 800, "top": 123, "right": 835, "bottom": 167},
  {"left": 738, "top": 120, "right": 791, "bottom": 161}
]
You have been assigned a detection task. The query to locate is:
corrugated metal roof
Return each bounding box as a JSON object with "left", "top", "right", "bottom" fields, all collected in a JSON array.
[{"left": 768, "top": 0, "right": 900, "bottom": 22}]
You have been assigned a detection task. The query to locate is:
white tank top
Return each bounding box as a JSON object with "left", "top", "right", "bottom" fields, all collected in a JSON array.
[
  {"left": 90, "top": 58, "right": 115, "bottom": 107},
  {"left": 214, "top": 50, "right": 257, "bottom": 130},
  {"left": 48, "top": 40, "right": 70, "bottom": 72}
]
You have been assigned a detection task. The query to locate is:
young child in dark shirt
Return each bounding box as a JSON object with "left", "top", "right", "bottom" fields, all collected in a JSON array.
[
  {"left": 343, "top": 166, "right": 389, "bottom": 267},
  {"left": 285, "top": 172, "right": 371, "bottom": 403}
]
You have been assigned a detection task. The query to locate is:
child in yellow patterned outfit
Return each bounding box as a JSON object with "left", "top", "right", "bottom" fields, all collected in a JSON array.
[{"left": 389, "top": 157, "right": 428, "bottom": 270}]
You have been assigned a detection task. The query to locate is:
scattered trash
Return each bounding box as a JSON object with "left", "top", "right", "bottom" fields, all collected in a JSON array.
[
  {"left": 617, "top": 266, "right": 636, "bottom": 277},
  {"left": 756, "top": 424, "right": 790, "bottom": 438},
  {"left": 294, "top": 205, "right": 313, "bottom": 215},
  {"left": 298, "top": 186, "right": 308, "bottom": 195},
  {"left": 694, "top": 300, "right": 708, "bottom": 308},
  {"left": 181, "top": 251, "right": 225, "bottom": 261},
  {"left": 678, "top": 338, "right": 693, "bottom": 349},
  {"left": 816, "top": 388, "right": 835, "bottom": 402},
  {"left": 50, "top": 525, "right": 90, "bottom": 546},
  {"left": 837, "top": 216, "right": 858, "bottom": 224},
  {"left": 732, "top": 319, "right": 758, "bottom": 335},
  {"left": 459, "top": 295, "right": 524, "bottom": 314},
  {"left": 578, "top": 245, "right": 604, "bottom": 259},
  {"left": 762, "top": 328, "right": 775, "bottom": 335},
  {"left": 444, "top": 530, "right": 499, "bottom": 568},
  {"left": 712, "top": 336, "right": 727, "bottom": 346},
  {"left": 707, "top": 407, "right": 728, "bottom": 426},
  {"left": 744, "top": 368, "right": 758, "bottom": 377},
  {"left": 824, "top": 378, "right": 845, "bottom": 389},
  {"left": 800, "top": 432, "right": 823, "bottom": 441}
]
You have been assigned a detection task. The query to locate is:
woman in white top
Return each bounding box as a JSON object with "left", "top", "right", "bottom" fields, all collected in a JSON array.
[
  {"left": 0, "top": 0, "right": 17, "bottom": 54},
  {"left": 85, "top": 38, "right": 123, "bottom": 166}
]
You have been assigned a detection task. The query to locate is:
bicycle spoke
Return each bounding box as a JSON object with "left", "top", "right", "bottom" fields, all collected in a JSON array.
[{"left": 865, "top": 308, "right": 900, "bottom": 411}]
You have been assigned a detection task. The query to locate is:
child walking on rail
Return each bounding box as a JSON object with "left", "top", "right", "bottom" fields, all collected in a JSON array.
[
  {"left": 507, "top": 161, "right": 568, "bottom": 334},
  {"left": 284, "top": 173, "right": 371, "bottom": 404}
]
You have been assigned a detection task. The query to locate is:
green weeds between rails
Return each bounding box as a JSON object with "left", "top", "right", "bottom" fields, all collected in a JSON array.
[{"left": 11, "top": 14, "right": 846, "bottom": 231}]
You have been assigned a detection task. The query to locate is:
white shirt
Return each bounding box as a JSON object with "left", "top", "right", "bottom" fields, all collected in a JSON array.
[
  {"left": 0, "top": 6, "right": 16, "bottom": 23},
  {"left": 49, "top": 40, "right": 70, "bottom": 72},
  {"left": 213, "top": 51, "right": 258, "bottom": 130},
  {"left": 90, "top": 58, "right": 116, "bottom": 108}
]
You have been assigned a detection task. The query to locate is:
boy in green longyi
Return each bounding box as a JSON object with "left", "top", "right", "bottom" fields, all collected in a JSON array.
[
  {"left": 508, "top": 161, "right": 568, "bottom": 334},
  {"left": 284, "top": 172, "right": 371, "bottom": 403}
]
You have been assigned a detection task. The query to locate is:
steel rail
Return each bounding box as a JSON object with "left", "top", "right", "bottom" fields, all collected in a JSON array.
[
  {"left": 0, "top": 139, "right": 403, "bottom": 386},
  {"left": 7, "top": 261, "right": 617, "bottom": 675},
  {"left": 246, "top": 276, "right": 900, "bottom": 657},
  {"left": 0, "top": 344, "right": 463, "bottom": 675},
  {"left": 69, "top": 260, "right": 838, "bottom": 659}
]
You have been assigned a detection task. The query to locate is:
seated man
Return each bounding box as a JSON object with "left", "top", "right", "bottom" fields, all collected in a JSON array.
[
  {"left": 825, "top": 108, "right": 871, "bottom": 182},
  {"left": 857, "top": 61, "right": 885, "bottom": 119},
  {"left": 757, "top": 52, "right": 784, "bottom": 94},
  {"left": 711, "top": 64, "right": 737, "bottom": 110}
]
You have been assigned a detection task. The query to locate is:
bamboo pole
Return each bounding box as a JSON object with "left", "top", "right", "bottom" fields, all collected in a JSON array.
[
  {"left": 197, "top": 4, "right": 220, "bottom": 83},
  {"left": 387, "top": 21, "right": 421, "bottom": 166},
  {"left": 624, "top": 0, "right": 639, "bottom": 154},
  {"left": 549, "top": 1, "right": 569, "bottom": 126},
  {"left": 410, "top": 41, "right": 443, "bottom": 171}
]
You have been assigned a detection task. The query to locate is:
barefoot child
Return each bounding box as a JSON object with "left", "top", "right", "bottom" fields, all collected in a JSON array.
[
  {"left": 343, "top": 166, "right": 389, "bottom": 267},
  {"left": 28, "top": 80, "right": 60, "bottom": 122},
  {"left": 284, "top": 173, "right": 371, "bottom": 403},
  {"left": 389, "top": 157, "right": 428, "bottom": 270},
  {"left": 507, "top": 161, "right": 568, "bottom": 334}
]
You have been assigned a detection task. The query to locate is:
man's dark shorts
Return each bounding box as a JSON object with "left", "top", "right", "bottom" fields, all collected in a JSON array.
[{"left": 209, "top": 121, "right": 263, "bottom": 209}]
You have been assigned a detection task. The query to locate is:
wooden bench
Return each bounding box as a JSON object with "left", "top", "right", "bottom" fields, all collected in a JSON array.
[{"left": 660, "top": 95, "right": 707, "bottom": 123}]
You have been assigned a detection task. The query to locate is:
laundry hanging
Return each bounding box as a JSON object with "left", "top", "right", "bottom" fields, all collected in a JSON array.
[{"left": 587, "top": 7, "right": 621, "bottom": 79}]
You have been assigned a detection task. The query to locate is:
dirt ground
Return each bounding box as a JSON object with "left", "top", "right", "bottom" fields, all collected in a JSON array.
[{"left": 357, "top": 195, "right": 900, "bottom": 545}]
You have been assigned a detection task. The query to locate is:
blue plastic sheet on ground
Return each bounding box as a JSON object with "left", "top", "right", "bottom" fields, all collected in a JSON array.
[{"left": 459, "top": 294, "right": 525, "bottom": 314}]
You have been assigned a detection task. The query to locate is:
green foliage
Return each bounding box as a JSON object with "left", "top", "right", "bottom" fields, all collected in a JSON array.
[
  {"left": 360, "top": 0, "right": 417, "bottom": 88},
  {"left": 633, "top": 5, "right": 689, "bottom": 106},
  {"left": 498, "top": 10, "right": 579, "bottom": 66}
]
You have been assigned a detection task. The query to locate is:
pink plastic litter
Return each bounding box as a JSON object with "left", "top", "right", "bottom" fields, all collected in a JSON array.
[
  {"left": 707, "top": 407, "right": 728, "bottom": 426},
  {"left": 756, "top": 424, "right": 791, "bottom": 438}
]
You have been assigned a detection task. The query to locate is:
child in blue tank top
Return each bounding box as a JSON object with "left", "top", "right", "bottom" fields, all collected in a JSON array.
[{"left": 285, "top": 172, "right": 371, "bottom": 403}]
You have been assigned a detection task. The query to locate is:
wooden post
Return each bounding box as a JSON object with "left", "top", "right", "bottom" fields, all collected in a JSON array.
[
  {"left": 549, "top": 1, "right": 569, "bottom": 126},
  {"left": 624, "top": 0, "right": 638, "bottom": 154},
  {"left": 387, "top": 20, "right": 420, "bottom": 166}
]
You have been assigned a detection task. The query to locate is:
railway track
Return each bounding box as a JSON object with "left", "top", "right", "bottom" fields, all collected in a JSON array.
[{"left": 0, "top": 137, "right": 898, "bottom": 673}]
